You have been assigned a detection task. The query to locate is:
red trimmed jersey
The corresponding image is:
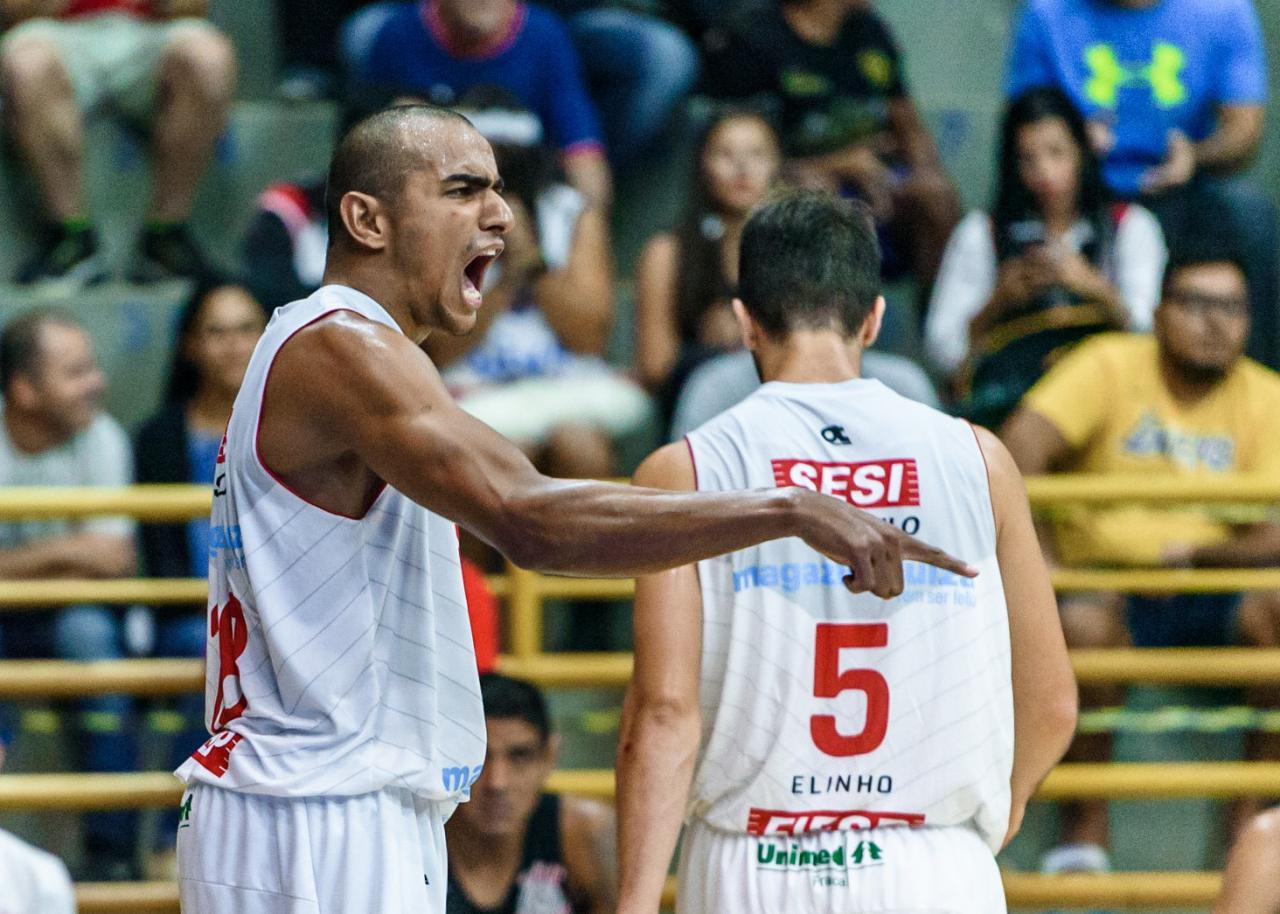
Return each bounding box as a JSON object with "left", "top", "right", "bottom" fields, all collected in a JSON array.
[
  {"left": 683, "top": 377, "right": 1012, "bottom": 850},
  {"left": 175, "top": 286, "right": 485, "bottom": 809}
]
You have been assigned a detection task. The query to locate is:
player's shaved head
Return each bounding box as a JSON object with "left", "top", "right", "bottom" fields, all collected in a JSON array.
[{"left": 325, "top": 103, "right": 477, "bottom": 248}]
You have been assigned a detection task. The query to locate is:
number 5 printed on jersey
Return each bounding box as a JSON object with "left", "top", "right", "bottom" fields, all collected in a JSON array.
[{"left": 811, "top": 623, "right": 889, "bottom": 756}]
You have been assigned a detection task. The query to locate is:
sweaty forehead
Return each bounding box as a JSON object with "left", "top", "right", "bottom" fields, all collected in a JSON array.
[{"left": 403, "top": 121, "right": 498, "bottom": 182}]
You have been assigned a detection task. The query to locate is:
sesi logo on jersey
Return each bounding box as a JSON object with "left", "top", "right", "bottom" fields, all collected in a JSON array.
[{"left": 771, "top": 459, "right": 920, "bottom": 508}]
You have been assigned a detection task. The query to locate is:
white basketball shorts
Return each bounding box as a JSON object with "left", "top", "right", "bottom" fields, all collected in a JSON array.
[
  {"left": 176, "top": 784, "right": 449, "bottom": 914},
  {"left": 677, "top": 820, "right": 1006, "bottom": 914}
]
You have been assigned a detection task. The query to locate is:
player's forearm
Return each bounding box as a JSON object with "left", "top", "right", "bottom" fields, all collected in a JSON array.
[
  {"left": 616, "top": 693, "right": 700, "bottom": 914},
  {"left": 496, "top": 479, "right": 806, "bottom": 576}
]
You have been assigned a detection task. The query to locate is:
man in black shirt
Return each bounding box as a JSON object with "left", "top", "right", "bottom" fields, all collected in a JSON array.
[
  {"left": 446, "top": 674, "right": 617, "bottom": 914},
  {"left": 704, "top": 0, "right": 960, "bottom": 314}
]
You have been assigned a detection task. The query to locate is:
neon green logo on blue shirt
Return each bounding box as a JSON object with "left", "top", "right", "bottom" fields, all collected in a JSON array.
[{"left": 1084, "top": 42, "right": 1187, "bottom": 109}]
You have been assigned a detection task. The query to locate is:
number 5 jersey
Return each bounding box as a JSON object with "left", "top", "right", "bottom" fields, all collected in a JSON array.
[{"left": 683, "top": 377, "right": 1012, "bottom": 851}]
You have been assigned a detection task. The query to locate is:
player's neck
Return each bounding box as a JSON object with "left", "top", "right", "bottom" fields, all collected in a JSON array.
[
  {"left": 322, "top": 264, "right": 430, "bottom": 344},
  {"left": 755, "top": 331, "right": 863, "bottom": 385}
]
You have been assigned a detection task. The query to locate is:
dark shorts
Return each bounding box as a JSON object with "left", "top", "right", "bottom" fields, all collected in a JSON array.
[{"left": 1126, "top": 592, "right": 1243, "bottom": 647}]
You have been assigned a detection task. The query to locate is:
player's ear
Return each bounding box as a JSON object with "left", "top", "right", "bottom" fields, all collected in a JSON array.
[
  {"left": 731, "top": 298, "right": 760, "bottom": 351},
  {"left": 545, "top": 733, "right": 562, "bottom": 769},
  {"left": 339, "top": 191, "right": 390, "bottom": 252},
  {"left": 859, "top": 295, "right": 886, "bottom": 348}
]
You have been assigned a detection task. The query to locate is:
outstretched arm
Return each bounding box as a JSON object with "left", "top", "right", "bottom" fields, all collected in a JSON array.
[
  {"left": 261, "top": 313, "right": 976, "bottom": 595},
  {"left": 617, "top": 443, "right": 703, "bottom": 914},
  {"left": 974, "top": 426, "right": 1077, "bottom": 847}
]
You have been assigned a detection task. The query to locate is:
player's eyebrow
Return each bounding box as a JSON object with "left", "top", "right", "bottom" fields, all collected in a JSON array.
[{"left": 442, "top": 172, "right": 505, "bottom": 194}]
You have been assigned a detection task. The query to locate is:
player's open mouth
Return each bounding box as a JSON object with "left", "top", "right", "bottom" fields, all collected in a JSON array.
[{"left": 462, "top": 249, "right": 500, "bottom": 309}]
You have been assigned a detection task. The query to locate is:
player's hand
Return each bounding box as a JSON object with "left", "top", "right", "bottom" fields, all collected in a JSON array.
[{"left": 793, "top": 488, "right": 978, "bottom": 598}]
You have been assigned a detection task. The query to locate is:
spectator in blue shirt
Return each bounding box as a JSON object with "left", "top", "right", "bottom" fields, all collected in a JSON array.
[
  {"left": 1006, "top": 0, "right": 1279, "bottom": 369},
  {"left": 536, "top": 1, "right": 699, "bottom": 171},
  {"left": 342, "top": 0, "right": 613, "bottom": 208}
]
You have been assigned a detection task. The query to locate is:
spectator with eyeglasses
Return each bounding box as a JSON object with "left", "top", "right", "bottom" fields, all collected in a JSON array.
[{"left": 1001, "top": 246, "right": 1280, "bottom": 880}]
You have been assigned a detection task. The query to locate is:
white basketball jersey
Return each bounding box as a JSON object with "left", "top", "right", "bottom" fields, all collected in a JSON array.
[
  {"left": 175, "top": 285, "right": 485, "bottom": 808},
  {"left": 684, "top": 377, "right": 1012, "bottom": 851}
]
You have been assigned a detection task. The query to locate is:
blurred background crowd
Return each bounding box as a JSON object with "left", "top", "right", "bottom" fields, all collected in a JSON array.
[{"left": 1, "top": 0, "right": 1279, "bottom": 908}]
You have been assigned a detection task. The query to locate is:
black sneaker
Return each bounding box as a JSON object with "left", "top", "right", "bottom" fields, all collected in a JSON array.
[
  {"left": 131, "top": 223, "right": 214, "bottom": 282},
  {"left": 16, "top": 223, "right": 108, "bottom": 288}
]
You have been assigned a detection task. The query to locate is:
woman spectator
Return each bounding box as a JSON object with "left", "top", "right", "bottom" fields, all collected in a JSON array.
[
  {"left": 133, "top": 279, "right": 267, "bottom": 876},
  {"left": 634, "top": 108, "right": 782, "bottom": 425},
  {"left": 925, "top": 87, "right": 1166, "bottom": 428}
]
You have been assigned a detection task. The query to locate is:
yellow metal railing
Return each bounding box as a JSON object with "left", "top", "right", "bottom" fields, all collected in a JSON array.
[
  {"left": 67, "top": 872, "right": 1227, "bottom": 913},
  {"left": 4, "top": 761, "right": 1280, "bottom": 811},
  {"left": 7, "top": 647, "right": 1280, "bottom": 698},
  {"left": 1, "top": 480, "right": 1278, "bottom": 912}
]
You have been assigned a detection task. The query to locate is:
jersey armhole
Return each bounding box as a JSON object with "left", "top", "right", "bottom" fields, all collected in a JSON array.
[
  {"left": 253, "top": 308, "right": 389, "bottom": 522},
  {"left": 683, "top": 434, "right": 700, "bottom": 491},
  {"left": 965, "top": 421, "right": 1000, "bottom": 538}
]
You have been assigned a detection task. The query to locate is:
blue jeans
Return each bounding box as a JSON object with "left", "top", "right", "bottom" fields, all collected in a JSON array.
[
  {"left": 1141, "top": 175, "right": 1280, "bottom": 370},
  {"left": 568, "top": 8, "right": 699, "bottom": 169},
  {"left": 0, "top": 604, "right": 136, "bottom": 861}
]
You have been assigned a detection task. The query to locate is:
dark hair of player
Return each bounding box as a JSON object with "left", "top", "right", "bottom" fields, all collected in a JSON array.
[
  {"left": 324, "top": 103, "right": 475, "bottom": 249},
  {"left": 737, "top": 189, "right": 881, "bottom": 338},
  {"left": 480, "top": 672, "right": 552, "bottom": 743}
]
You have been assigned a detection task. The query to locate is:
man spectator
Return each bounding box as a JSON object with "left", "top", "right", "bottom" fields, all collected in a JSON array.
[
  {"left": 0, "top": 715, "right": 76, "bottom": 914},
  {"left": 342, "top": 0, "right": 613, "bottom": 208},
  {"left": 702, "top": 0, "right": 961, "bottom": 310},
  {"left": 1001, "top": 249, "right": 1280, "bottom": 876},
  {"left": 0, "top": 309, "right": 140, "bottom": 879},
  {"left": 1006, "top": 0, "right": 1279, "bottom": 369},
  {"left": 535, "top": 0, "right": 699, "bottom": 170},
  {"left": 446, "top": 673, "right": 616, "bottom": 914},
  {"left": 0, "top": 0, "right": 236, "bottom": 286}
]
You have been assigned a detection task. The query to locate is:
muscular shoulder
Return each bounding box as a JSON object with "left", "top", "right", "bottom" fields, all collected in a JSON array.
[
  {"left": 280, "top": 311, "right": 438, "bottom": 410},
  {"left": 633, "top": 441, "right": 696, "bottom": 491}
]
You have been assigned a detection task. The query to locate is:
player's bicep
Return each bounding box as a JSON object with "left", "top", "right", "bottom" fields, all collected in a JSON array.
[
  {"left": 308, "top": 318, "right": 543, "bottom": 539},
  {"left": 631, "top": 444, "right": 703, "bottom": 706}
]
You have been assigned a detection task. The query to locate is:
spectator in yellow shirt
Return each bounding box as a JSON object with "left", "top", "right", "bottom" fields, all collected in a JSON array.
[{"left": 1002, "top": 247, "right": 1280, "bottom": 875}]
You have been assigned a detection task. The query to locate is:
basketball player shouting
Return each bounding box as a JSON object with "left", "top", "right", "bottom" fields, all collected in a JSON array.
[
  {"left": 617, "top": 191, "right": 1079, "bottom": 914},
  {"left": 172, "top": 107, "right": 973, "bottom": 914}
]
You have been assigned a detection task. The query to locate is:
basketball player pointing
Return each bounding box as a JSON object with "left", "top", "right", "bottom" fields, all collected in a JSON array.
[
  {"left": 618, "top": 192, "right": 1079, "bottom": 914},
  {"left": 173, "top": 108, "right": 972, "bottom": 914}
]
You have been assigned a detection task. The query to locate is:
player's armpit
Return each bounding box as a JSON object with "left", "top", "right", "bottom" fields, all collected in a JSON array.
[
  {"left": 973, "top": 425, "right": 1077, "bottom": 846},
  {"left": 617, "top": 443, "right": 703, "bottom": 914}
]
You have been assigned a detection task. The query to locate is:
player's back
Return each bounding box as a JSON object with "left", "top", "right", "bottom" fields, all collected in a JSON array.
[{"left": 685, "top": 376, "right": 1012, "bottom": 850}]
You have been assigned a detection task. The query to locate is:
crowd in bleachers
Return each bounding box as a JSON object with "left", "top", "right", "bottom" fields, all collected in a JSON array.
[{"left": 0, "top": 0, "right": 1278, "bottom": 906}]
